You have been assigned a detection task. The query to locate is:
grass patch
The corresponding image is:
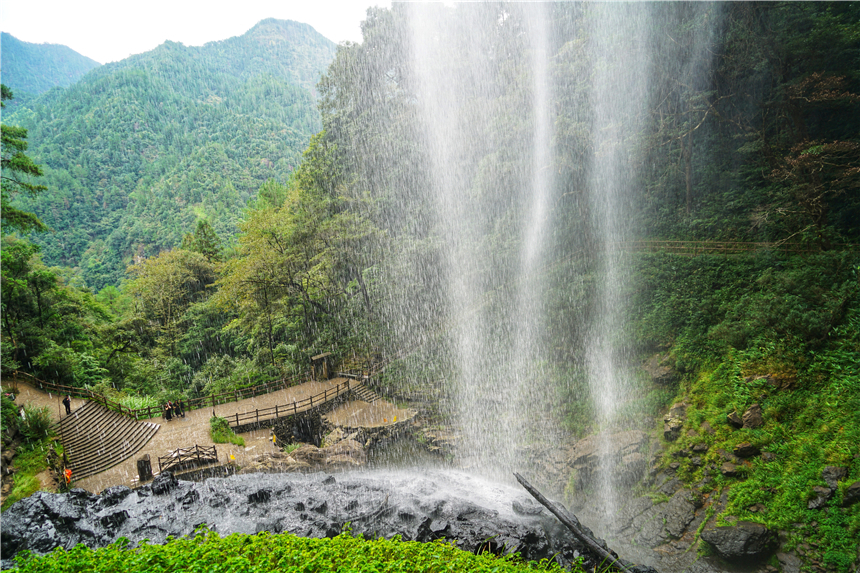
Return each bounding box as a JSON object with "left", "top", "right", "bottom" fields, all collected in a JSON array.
[
  {"left": 1, "top": 439, "right": 57, "bottom": 511},
  {"left": 11, "top": 529, "right": 576, "bottom": 573},
  {"left": 209, "top": 416, "right": 245, "bottom": 447}
]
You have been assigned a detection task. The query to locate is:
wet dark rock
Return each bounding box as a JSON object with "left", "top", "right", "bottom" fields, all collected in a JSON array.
[
  {"left": 99, "top": 486, "right": 132, "bottom": 508},
  {"left": 99, "top": 510, "right": 128, "bottom": 528},
  {"left": 732, "top": 442, "right": 760, "bottom": 458},
  {"left": 701, "top": 521, "right": 776, "bottom": 562},
  {"left": 700, "top": 421, "right": 715, "bottom": 435},
  {"left": 177, "top": 489, "right": 200, "bottom": 507},
  {"left": 821, "top": 466, "right": 846, "bottom": 490},
  {"left": 512, "top": 499, "right": 544, "bottom": 516},
  {"left": 742, "top": 404, "right": 763, "bottom": 429},
  {"left": 807, "top": 486, "right": 833, "bottom": 510},
  {"left": 726, "top": 412, "right": 743, "bottom": 429},
  {"left": 691, "top": 443, "right": 708, "bottom": 453},
  {"left": 150, "top": 472, "right": 178, "bottom": 495},
  {"left": 247, "top": 489, "right": 272, "bottom": 504},
  {"left": 0, "top": 470, "right": 616, "bottom": 571},
  {"left": 842, "top": 481, "right": 860, "bottom": 507}
]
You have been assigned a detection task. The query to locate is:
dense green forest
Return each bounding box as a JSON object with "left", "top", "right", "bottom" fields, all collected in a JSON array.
[
  {"left": 1, "top": 2, "right": 859, "bottom": 569},
  {"left": 4, "top": 19, "right": 336, "bottom": 288},
  {"left": 0, "top": 32, "right": 100, "bottom": 103}
]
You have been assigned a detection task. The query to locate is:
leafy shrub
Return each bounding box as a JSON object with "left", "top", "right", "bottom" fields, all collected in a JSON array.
[
  {"left": 18, "top": 405, "right": 54, "bottom": 445},
  {"left": 209, "top": 416, "right": 245, "bottom": 447},
  {"left": 12, "top": 530, "right": 574, "bottom": 572},
  {"left": 1, "top": 394, "right": 17, "bottom": 435}
]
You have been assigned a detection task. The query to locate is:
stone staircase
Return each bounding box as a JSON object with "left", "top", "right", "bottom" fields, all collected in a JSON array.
[
  {"left": 350, "top": 381, "right": 382, "bottom": 404},
  {"left": 53, "top": 402, "right": 160, "bottom": 481}
]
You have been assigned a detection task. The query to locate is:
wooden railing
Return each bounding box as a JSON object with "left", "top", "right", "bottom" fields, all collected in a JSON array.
[
  {"left": 7, "top": 370, "right": 308, "bottom": 422},
  {"left": 128, "top": 375, "right": 305, "bottom": 421},
  {"left": 607, "top": 240, "right": 858, "bottom": 256},
  {"left": 158, "top": 444, "right": 217, "bottom": 473},
  {"left": 226, "top": 378, "right": 353, "bottom": 429}
]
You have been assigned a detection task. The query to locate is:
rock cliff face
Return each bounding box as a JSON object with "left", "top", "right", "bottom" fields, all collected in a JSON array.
[{"left": 1, "top": 470, "right": 607, "bottom": 570}]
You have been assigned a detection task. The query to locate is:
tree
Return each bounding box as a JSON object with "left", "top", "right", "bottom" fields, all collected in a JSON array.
[
  {"left": 1, "top": 84, "right": 47, "bottom": 234},
  {"left": 126, "top": 250, "right": 215, "bottom": 356},
  {"left": 181, "top": 219, "right": 223, "bottom": 262}
]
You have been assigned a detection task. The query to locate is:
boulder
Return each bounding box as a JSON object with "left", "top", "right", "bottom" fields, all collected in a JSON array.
[
  {"left": 733, "top": 442, "right": 760, "bottom": 458},
  {"left": 150, "top": 472, "right": 177, "bottom": 495},
  {"left": 700, "top": 421, "right": 716, "bottom": 435},
  {"left": 807, "top": 486, "right": 833, "bottom": 510},
  {"left": 721, "top": 462, "right": 740, "bottom": 477},
  {"left": 726, "top": 411, "right": 743, "bottom": 429},
  {"left": 642, "top": 354, "right": 679, "bottom": 385},
  {"left": 663, "top": 419, "right": 683, "bottom": 441},
  {"left": 842, "top": 481, "right": 860, "bottom": 507},
  {"left": 290, "top": 444, "right": 326, "bottom": 465},
  {"left": 821, "top": 466, "right": 847, "bottom": 490},
  {"left": 742, "top": 404, "right": 763, "bottom": 429},
  {"left": 701, "top": 521, "right": 777, "bottom": 562}
]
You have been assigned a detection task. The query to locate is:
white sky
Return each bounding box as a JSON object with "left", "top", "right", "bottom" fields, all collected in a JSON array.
[{"left": 1, "top": 0, "right": 392, "bottom": 65}]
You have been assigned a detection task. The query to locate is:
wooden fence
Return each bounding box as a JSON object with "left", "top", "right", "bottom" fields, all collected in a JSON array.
[
  {"left": 607, "top": 240, "right": 858, "bottom": 256},
  {"left": 226, "top": 379, "right": 353, "bottom": 429},
  {"left": 6, "top": 370, "right": 307, "bottom": 422},
  {"left": 157, "top": 444, "right": 218, "bottom": 473}
]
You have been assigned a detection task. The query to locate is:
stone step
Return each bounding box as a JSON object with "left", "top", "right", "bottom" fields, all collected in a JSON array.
[{"left": 54, "top": 402, "right": 160, "bottom": 481}]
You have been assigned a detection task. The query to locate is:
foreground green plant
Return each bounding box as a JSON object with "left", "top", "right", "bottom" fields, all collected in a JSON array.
[
  {"left": 209, "top": 416, "right": 245, "bottom": 447},
  {"left": 11, "top": 530, "right": 574, "bottom": 573}
]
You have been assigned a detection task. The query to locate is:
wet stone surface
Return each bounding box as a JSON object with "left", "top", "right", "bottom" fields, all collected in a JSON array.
[{"left": 1, "top": 469, "right": 607, "bottom": 570}]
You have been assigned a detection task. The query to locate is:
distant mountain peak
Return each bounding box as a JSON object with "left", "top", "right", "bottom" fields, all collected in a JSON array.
[{"left": 1, "top": 32, "right": 100, "bottom": 97}]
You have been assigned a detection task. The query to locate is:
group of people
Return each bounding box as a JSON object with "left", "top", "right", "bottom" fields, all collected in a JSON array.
[{"left": 163, "top": 400, "right": 184, "bottom": 421}]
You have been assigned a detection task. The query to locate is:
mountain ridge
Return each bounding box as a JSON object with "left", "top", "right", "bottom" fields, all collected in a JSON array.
[
  {"left": 5, "top": 19, "right": 337, "bottom": 289},
  {"left": 1, "top": 32, "right": 101, "bottom": 99}
]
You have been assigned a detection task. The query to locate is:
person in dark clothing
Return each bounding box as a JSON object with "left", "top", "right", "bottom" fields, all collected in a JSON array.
[
  {"left": 63, "top": 395, "right": 72, "bottom": 415},
  {"left": 164, "top": 403, "right": 173, "bottom": 421}
]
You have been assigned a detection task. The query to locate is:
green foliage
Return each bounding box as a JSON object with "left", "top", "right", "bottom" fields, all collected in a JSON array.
[
  {"left": 18, "top": 405, "right": 54, "bottom": 445},
  {"left": 1, "top": 394, "right": 18, "bottom": 435},
  {"left": 209, "top": 416, "right": 245, "bottom": 447},
  {"left": 646, "top": 253, "right": 860, "bottom": 569},
  {"left": 11, "top": 530, "right": 573, "bottom": 573},
  {"left": 1, "top": 84, "right": 48, "bottom": 234},
  {"left": 4, "top": 21, "right": 336, "bottom": 290},
  {"left": 1, "top": 437, "right": 57, "bottom": 511}
]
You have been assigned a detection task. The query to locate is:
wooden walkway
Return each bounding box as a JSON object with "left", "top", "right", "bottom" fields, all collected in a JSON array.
[{"left": 224, "top": 377, "right": 366, "bottom": 430}]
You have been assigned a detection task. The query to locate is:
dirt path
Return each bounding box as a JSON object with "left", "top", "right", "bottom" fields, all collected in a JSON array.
[{"left": 5, "top": 379, "right": 412, "bottom": 494}]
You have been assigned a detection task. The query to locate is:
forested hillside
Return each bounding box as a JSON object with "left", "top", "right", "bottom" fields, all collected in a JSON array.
[
  {"left": 5, "top": 19, "right": 336, "bottom": 288},
  {"left": 0, "top": 32, "right": 100, "bottom": 101},
  {"left": 1, "top": 4, "right": 858, "bottom": 568}
]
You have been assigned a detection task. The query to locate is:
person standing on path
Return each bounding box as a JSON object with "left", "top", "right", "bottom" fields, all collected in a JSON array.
[{"left": 63, "top": 395, "right": 72, "bottom": 415}]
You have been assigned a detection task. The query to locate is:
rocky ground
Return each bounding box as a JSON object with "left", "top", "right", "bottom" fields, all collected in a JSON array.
[{"left": 0, "top": 469, "right": 654, "bottom": 572}]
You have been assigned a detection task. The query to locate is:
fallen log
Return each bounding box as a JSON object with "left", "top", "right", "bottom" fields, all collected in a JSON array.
[{"left": 514, "top": 472, "right": 633, "bottom": 573}]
